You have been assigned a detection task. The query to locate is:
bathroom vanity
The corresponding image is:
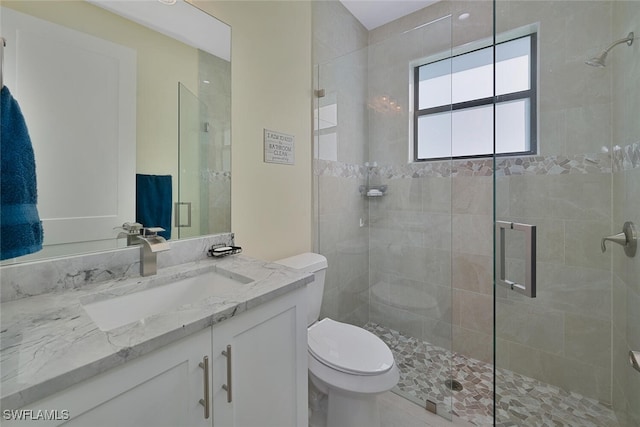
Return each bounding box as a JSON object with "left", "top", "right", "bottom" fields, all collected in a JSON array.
[{"left": 0, "top": 254, "right": 312, "bottom": 426}]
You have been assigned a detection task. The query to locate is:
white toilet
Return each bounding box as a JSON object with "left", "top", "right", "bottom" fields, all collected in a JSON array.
[{"left": 276, "top": 253, "right": 399, "bottom": 427}]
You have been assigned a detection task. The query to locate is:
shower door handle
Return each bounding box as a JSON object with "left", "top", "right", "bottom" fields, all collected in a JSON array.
[
  {"left": 174, "top": 202, "right": 192, "bottom": 228},
  {"left": 496, "top": 221, "right": 537, "bottom": 298}
]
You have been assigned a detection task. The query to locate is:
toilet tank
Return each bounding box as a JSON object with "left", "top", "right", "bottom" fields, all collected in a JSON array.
[{"left": 275, "top": 253, "right": 327, "bottom": 326}]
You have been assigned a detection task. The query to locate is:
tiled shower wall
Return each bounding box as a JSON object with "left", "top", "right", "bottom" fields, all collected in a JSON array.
[{"left": 611, "top": 2, "right": 640, "bottom": 426}]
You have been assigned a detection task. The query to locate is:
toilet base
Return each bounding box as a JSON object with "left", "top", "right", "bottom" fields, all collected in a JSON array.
[
  {"left": 326, "top": 387, "right": 381, "bottom": 427},
  {"left": 310, "top": 370, "right": 389, "bottom": 427}
]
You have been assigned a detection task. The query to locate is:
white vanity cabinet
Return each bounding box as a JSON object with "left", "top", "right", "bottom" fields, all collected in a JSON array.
[
  {"left": 3, "top": 327, "right": 213, "bottom": 427},
  {"left": 211, "top": 286, "right": 308, "bottom": 427},
  {"left": 5, "top": 286, "right": 307, "bottom": 427}
]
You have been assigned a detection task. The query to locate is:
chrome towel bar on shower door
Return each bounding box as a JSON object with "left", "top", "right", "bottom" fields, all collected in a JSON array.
[{"left": 496, "top": 221, "right": 537, "bottom": 298}]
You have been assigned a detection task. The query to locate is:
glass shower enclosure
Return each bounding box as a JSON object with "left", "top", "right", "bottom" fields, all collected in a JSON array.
[
  {"left": 314, "top": 8, "right": 461, "bottom": 422},
  {"left": 314, "top": 1, "right": 638, "bottom": 425}
]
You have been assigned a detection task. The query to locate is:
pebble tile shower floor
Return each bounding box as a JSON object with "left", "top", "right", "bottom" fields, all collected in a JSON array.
[{"left": 363, "top": 323, "right": 620, "bottom": 427}]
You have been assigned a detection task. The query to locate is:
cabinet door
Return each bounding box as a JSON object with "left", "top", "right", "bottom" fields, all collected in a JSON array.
[
  {"left": 4, "top": 328, "right": 212, "bottom": 427},
  {"left": 212, "top": 287, "right": 307, "bottom": 427}
]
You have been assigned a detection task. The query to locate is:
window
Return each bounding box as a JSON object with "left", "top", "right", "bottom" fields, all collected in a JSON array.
[{"left": 413, "top": 34, "right": 537, "bottom": 161}]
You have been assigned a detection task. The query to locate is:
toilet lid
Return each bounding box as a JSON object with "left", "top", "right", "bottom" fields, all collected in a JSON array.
[{"left": 308, "top": 318, "right": 394, "bottom": 375}]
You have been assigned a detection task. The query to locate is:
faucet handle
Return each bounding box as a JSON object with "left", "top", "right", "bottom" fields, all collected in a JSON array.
[
  {"left": 141, "top": 227, "right": 165, "bottom": 237},
  {"left": 114, "top": 223, "right": 144, "bottom": 246},
  {"left": 601, "top": 221, "right": 637, "bottom": 257},
  {"left": 114, "top": 222, "right": 143, "bottom": 233}
]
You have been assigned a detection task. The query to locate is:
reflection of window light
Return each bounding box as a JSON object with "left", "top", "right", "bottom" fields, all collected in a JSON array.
[
  {"left": 314, "top": 99, "right": 338, "bottom": 161},
  {"left": 317, "top": 132, "right": 338, "bottom": 161},
  {"left": 158, "top": 0, "right": 177, "bottom": 5},
  {"left": 315, "top": 103, "right": 337, "bottom": 130}
]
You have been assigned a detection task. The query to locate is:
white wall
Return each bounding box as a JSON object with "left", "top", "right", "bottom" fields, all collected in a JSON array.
[{"left": 196, "top": 0, "right": 313, "bottom": 261}]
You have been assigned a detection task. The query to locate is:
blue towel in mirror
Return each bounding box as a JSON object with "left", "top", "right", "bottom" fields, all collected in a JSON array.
[
  {"left": 1, "top": 86, "right": 44, "bottom": 260},
  {"left": 136, "top": 174, "right": 172, "bottom": 240}
]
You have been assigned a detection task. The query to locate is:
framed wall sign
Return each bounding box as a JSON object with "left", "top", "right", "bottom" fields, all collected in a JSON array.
[{"left": 264, "top": 129, "right": 295, "bottom": 165}]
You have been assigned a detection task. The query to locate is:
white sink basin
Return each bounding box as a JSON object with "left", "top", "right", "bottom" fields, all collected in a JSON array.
[{"left": 82, "top": 269, "right": 252, "bottom": 331}]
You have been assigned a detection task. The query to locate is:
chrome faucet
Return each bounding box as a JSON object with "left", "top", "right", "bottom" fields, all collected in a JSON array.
[{"left": 136, "top": 227, "right": 170, "bottom": 276}]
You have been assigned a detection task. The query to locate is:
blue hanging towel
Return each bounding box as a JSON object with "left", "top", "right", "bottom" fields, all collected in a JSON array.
[
  {"left": 1, "top": 86, "right": 44, "bottom": 260},
  {"left": 136, "top": 174, "right": 172, "bottom": 240}
]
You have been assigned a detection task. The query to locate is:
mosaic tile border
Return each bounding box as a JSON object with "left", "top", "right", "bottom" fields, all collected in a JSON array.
[
  {"left": 314, "top": 159, "right": 366, "bottom": 179},
  {"left": 363, "top": 322, "right": 620, "bottom": 427},
  {"left": 314, "top": 142, "right": 639, "bottom": 180},
  {"left": 495, "top": 153, "right": 611, "bottom": 176}
]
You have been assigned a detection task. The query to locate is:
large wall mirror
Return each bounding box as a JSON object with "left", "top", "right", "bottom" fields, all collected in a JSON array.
[{"left": 1, "top": 0, "right": 231, "bottom": 264}]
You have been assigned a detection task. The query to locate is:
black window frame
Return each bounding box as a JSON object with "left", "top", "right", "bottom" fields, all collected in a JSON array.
[{"left": 413, "top": 33, "right": 538, "bottom": 162}]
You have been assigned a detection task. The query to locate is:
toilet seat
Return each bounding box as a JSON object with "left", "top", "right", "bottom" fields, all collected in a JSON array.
[{"left": 308, "top": 318, "right": 394, "bottom": 376}]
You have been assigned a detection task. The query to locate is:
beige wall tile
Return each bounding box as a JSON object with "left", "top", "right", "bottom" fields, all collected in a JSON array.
[
  {"left": 458, "top": 290, "right": 493, "bottom": 336},
  {"left": 422, "top": 176, "right": 453, "bottom": 214},
  {"left": 509, "top": 174, "right": 611, "bottom": 221},
  {"left": 452, "top": 214, "right": 493, "bottom": 256},
  {"left": 452, "top": 252, "right": 493, "bottom": 295},
  {"left": 564, "top": 219, "right": 611, "bottom": 270},
  {"left": 423, "top": 315, "right": 453, "bottom": 351},
  {"left": 452, "top": 326, "right": 493, "bottom": 364},
  {"left": 534, "top": 262, "right": 611, "bottom": 320},
  {"left": 564, "top": 313, "right": 612, "bottom": 369},
  {"left": 496, "top": 299, "right": 564, "bottom": 354},
  {"left": 506, "top": 341, "right": 611, "bottom": 403},
  {"left": 452, "top": 176, "right": 492, "bottom": 215}
]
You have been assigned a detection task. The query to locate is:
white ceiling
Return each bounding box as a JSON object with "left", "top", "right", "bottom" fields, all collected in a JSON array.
[
  {"left": 87, "top": 0, "right": 231, "bottom": 61},
  {"left": 339, "top": 0, "right": 439, "bottom": 30}
]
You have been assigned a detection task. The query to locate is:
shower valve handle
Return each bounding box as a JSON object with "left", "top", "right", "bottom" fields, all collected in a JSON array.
[{"left": 601, "top": 222, "right": 637, "bottom": 257}]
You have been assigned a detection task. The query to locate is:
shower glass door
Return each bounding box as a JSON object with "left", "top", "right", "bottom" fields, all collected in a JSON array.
[
  {"left": 313, "top": 8, "right": 461, "bottom": 422},
  {"left": 493, "top": 1, "right": 639, "bottom": 426}
]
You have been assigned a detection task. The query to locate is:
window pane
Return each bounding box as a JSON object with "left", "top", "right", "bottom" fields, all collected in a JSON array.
[
  {"left": 451, "top": 105, "right": 493, "bottom": 157},
  {"left": 451, "top": 47, "right": 493, "bottom": 103},
  {"left": 417, "top": 99, "right": 530, "bottom": 159},
  {"left": 418, "top": 59, "right": 451, "bottom": 109},
  {"left": 496, "top": 36, "right": 531, "bottom": 95},
  {"left": 496, "top": 98, "right": 530, "bottom": 153},
  {"left": 417, "top": 112, "right": 451, "bottom": 159},
  {"left": 418, "top": 106, "right": 494, "bottom": 159}
]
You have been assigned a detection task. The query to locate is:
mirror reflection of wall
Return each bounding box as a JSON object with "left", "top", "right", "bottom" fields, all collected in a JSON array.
[{"left": 0, "top": 0, "right": 231, "bottom": 264}]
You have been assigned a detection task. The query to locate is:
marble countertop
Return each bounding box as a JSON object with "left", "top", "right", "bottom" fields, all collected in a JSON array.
[{"left": 0, "top": 255, "right": 313, "bottom": 410}]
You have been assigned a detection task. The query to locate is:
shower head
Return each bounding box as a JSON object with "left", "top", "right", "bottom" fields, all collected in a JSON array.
[{"left": 586, "top": 32, "right": 634, "bottom": 67}]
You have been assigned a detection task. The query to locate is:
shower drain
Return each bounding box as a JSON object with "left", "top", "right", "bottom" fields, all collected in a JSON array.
[{"left": 444, "top": 379, "right": 464, "bottom": 391}]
